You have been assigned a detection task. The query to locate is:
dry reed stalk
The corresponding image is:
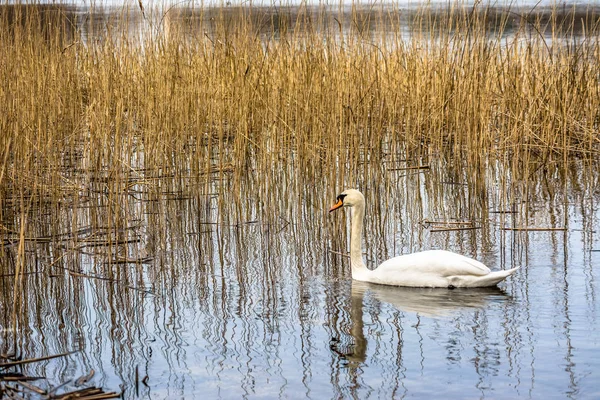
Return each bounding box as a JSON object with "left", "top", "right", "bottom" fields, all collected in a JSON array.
[
  {"left": 0, "top": 350, "right": 78, "bottom": 369},
  {"left": 430, "top": 226, "right": 481, "bottom": 233},
  {"left": 502, "top": 227, "right": 568, "bottom": 231},
  {"left": 0, "top": 2, "right": 598, "bottom": 274}
]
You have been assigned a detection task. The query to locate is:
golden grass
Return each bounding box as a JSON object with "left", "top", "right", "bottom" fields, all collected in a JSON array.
[
  {"left": 1, "top": 3, "right": 598, "bottom": 185},
  {"left": 0, "top": 1, "right": 598, "bottom": 269}
]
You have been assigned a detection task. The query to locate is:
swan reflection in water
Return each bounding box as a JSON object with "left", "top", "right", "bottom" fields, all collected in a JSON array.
[
  {"left": 332, "top": 281, "right": 511, "bottom": 366},
  {"left": 352, "top": 281, "right": 511, "bottom": 318}
]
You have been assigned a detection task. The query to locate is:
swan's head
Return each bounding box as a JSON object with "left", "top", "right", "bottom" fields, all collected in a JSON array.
[{"left": 329, "top": 189, "right": 365, "bottom": 213}]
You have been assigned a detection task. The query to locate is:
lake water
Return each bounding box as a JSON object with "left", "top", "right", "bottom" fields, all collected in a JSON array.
[{"left": 2, "top": 156, "right": 599, "bottom": 398}]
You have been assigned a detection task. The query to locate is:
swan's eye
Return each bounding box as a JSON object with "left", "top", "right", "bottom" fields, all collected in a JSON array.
[{"left": 337, "top": 194, "right": 347, "bottom": 203}]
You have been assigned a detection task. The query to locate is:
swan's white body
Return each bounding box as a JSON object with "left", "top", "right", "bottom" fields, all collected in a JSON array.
[{"left": 330, "top": 189, "right": 518, "bottom": 288}]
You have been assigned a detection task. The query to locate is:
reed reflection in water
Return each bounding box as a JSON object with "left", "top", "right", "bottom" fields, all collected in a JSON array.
[{"left": 2, "top": 157, "right": 599, "bottom": 398}]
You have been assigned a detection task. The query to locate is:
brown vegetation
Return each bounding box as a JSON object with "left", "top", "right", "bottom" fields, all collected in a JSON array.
[{"left": 0, "top": 3, "right": 599, "bottom": 395}]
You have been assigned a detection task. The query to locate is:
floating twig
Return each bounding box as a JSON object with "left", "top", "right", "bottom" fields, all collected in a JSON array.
[
  {"left": 423, "top": 220, "right": 475, "bottom": 226},
  {"left": 104, "top": 257, "right": 154, "bottom": 265},
  {"left": 64, "top": 269, "right": 153, "bottom": 294},
  {"left": 430, "top": 227, "right": 481, "bottom": 233},
  {"left": 329, "top": 249, "right": 350, "bottom": 258},
  {"left": 441, "top": 181, "right": 468, "bottom": 186},
  {"left": 47, "top": 379, "right": 73, "bottom": 397},
  {"left": 53, "top": 387, "right": 120, "bottom": 399},
  {"left": 15, "top": 380, "right": 46, "bottom": 395},
  {"left": 0, "top": 272, "right": 41, "bottom": 278},
  {"left": 422, "top": 220, "right": 477, "bottom": 232},
  {"left": 77, "top": 238, "right": 141, "bottom": 249},
  {"left": 387, "top": 165, "right": 430, "bottom": 171},
  {"left": 0, "top": 351, "right": 78, "bottom": 369},
  {"left": 502, "top": 227, "right": 567, "bottom": 231},
  {"left": 0, "top": 373, "right": 43, "bottom": 383},
  {"left": 74, "top": 369, "right": 95, "bottom": 386}
]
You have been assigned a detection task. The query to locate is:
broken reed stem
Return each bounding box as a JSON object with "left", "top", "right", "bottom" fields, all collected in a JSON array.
[
  {"left": 430, "top": 227, "right": 481, "bottom": 232},
  {"left": 0, "top": 350, "right": 79, "bottom": 369},
  {"left": 329, "top": 249, "right": 350, "bottom": 259},
  {"left": 387, "top": 165, "right": 431, "bottom": 171},
  {"left": 501, "top": 227, "right": 568, "bottom": 231},
  {"left": 423, "top": 220, "right": 474, "bottom": 225}
]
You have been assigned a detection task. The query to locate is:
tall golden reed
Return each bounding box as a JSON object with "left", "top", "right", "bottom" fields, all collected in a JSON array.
[{"left": 0, "top": 1, "right": 598, "bottom": 263}]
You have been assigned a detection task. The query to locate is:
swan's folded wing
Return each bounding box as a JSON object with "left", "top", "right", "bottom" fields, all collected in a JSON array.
[{"left": 377, "top": 250, "right": 491, "bottom": 277}]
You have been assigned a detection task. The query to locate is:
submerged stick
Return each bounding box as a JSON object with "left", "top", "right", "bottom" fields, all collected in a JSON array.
[
  {"left": 0, "top": 351, "right": 79, "bottom": 369},
  {"left": 430, "top": 227, "right": 481, "bottom": 232},
  {"left": 387, "top": 165, "right": 430, "bottom": 171},
  {"left": 0, "top": 373, "right": 43, "bottom": 383},
  {"left": 423, "top": 220, "right": 474, "bottom": 225},
  {"left": 15, "top": 380, "right": 46, "bottom": 395},
  {"left": 53, "top": 387, "right": 120, "bottom": 400},
  {"left": 329, "top": 249, "right": 350, "bottom": 258},
  {"left": 74, "top": 369, "right": 95, "bottom": 386},
  {"left": 502, "top": 227, "right": 567, "bottom": 231}
]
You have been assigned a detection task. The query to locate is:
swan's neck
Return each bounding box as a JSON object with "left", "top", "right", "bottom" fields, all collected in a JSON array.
[{"left": 350, "top": 203, "right": 369, "bottom": 278}]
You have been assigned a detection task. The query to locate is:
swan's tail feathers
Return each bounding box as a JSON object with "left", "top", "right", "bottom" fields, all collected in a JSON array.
[{"left": 477, "top": 266, "right": 520, "bottom": 287}]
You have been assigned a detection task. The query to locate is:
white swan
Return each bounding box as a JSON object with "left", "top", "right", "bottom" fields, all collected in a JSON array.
[{"left": 329, "top": 189, "right": 519, "bottom": 288}]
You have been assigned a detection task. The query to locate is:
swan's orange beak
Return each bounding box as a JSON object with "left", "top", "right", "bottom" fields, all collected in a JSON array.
[{"left": 329, "top": 199, "right": 343, "bottom": 213}]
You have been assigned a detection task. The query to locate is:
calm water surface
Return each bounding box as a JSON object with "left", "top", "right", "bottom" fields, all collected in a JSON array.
[{"left": 2, "top": 157, "right": 599, "bottom": 399}]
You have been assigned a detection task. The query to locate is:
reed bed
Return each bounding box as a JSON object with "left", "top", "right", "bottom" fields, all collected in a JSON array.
[
  {"left": 0, "top": 6, "right": 597, "bottom": 244},
  {"left": 0, "top": 2, "right": 600, "bottom": 393},
  {"left": 1, "top": 3, "right": 598, "bottom": 197}
]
